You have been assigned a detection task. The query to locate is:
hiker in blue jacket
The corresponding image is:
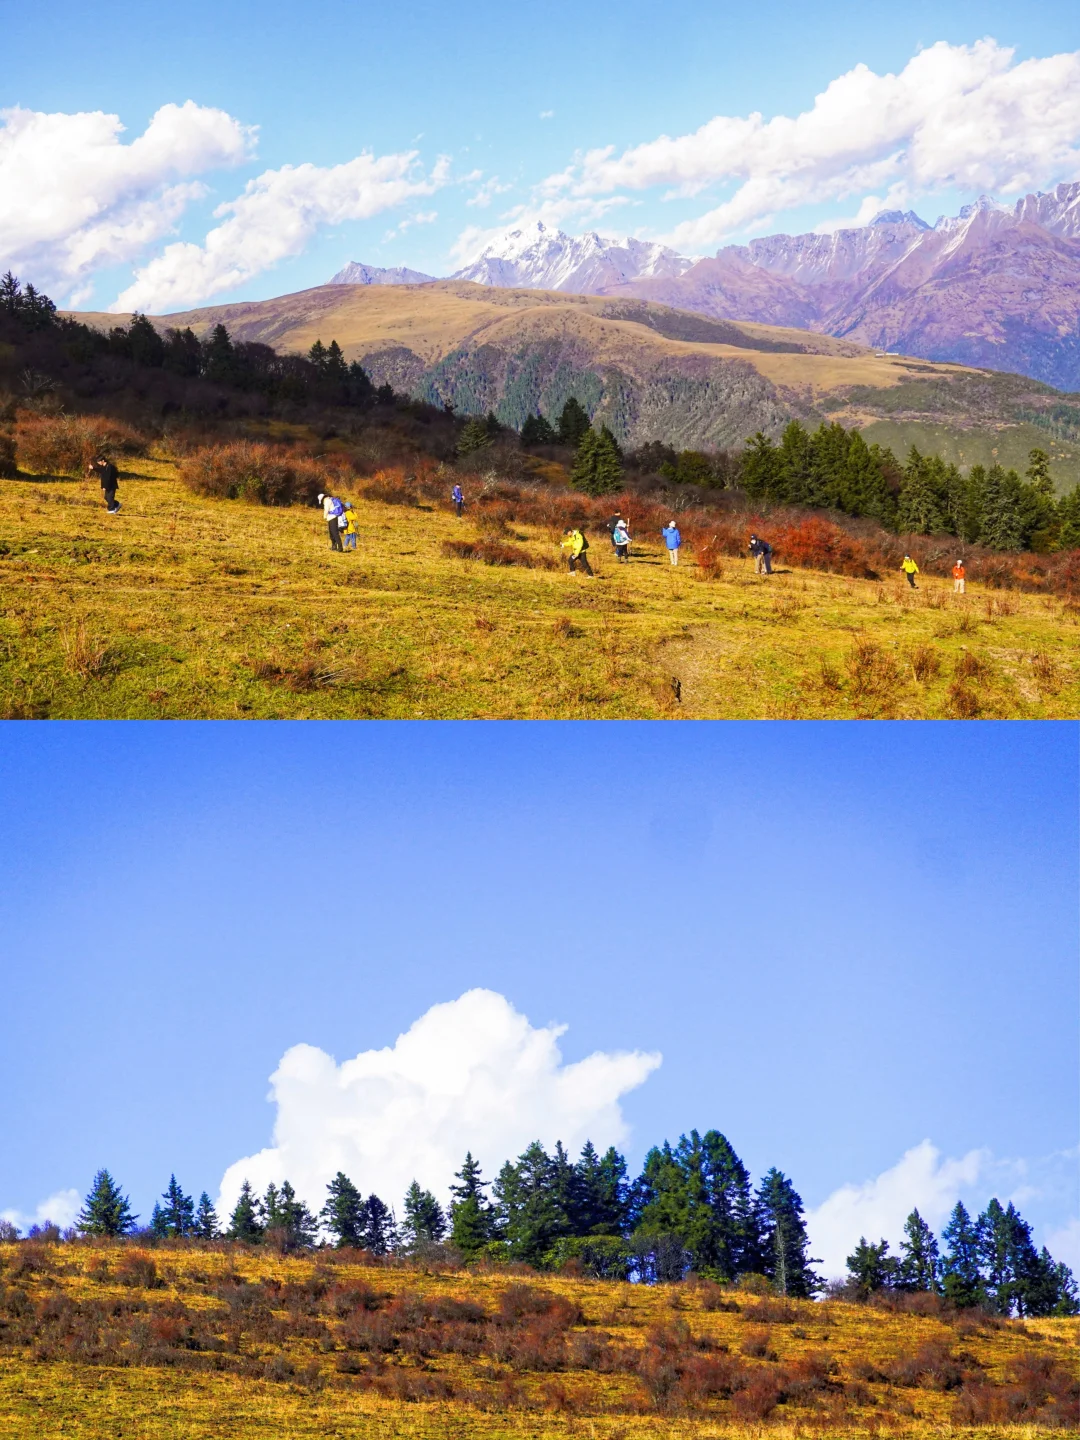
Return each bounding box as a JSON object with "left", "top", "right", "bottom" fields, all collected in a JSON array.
[
  {"left": 451, "top": 483, "right": 464, "bottom": 517},
  {"left": 749, "top": 533, "right": 773, "bottom": 575},
  {"left": 318, "top": 492, "right": 345, "bottom": 551},
  {"left": 662, "top": 520, "right": 682, "bottom": 566}
]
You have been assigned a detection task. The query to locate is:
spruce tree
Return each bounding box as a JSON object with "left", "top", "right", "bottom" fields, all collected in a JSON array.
[
  {"left": 457, "top": 417, "right": 492, "bottom": 457},
  {"left": 570, "top": 426, "right": 623, "bottom": 496},
  {"left": 941, "top": 1201, "right": 985, "bottom": 1308},
  {"left": 77, "top": 1169, "right": 137, "bottom": 1237},
  {"left": 325, "top": 340, "right": 348, "bottom": 381},
  {"left": 976, "top": 466, "right": 1026, "bottom": 550},
  {"left": 193, "top": 1193, "right": 219, "bottom": 1240},
  {"left": 360, "top": 1194, "right": 396, "bottom": 1255},
  {"left": 308, "top": 339, "right": 327, "bottom": 371},
  {"left": 521, "top": 413, "right": 556, "bottom": 446},
  {"left": 898, "top": 1208, "right": 940, "bottom": 1291},
  {"left": 0, "top": 271, "right": 20, "bottom": 316},
  {"left": 777, "top": 420, "right": 813, "bottom": 505},
  {"left": 1026, "top": 448, "right": 1054, "bottom": 497},
  {"left": 846, "top": 1237, "right": 898, "bottom": 1298},
  {"left": 402, "top": 1181, "right": 447, "bottom": 1248},
  {"left": 202, "top": 324, "right": 235, "bottom": 383},
  {"left": 449, "top": 1152, "right": 495, "bottom": 1257},
  {"left": 741, "top": 432, "right": 780, "bottom": 502},
  {"left": 753, "top": 1168, "right": 820, "bottom": 1297},
  {"left": 571, "top": 1141, "right": 628, "bottom": 1236},
  {"left": 151, "top": 1175, "right": 195, "bottom": 1238},
  {"left": 1056, "top": 484, "right": 1080, "bottom": 549},
  {"left": 227, "top": 1180, "right": 264, "bottom": 1243},
  {"left": 273, "top": 1180, "right": 317, "bottom": 1251},
  {"left": 897, "top": 448, "right": 946, "bottom": 534},
  {"left": 494, "top": 1141, "right": 570, "bottom": 1265},
  {"left": 128, "top": 313, "right": 165, "bottom": 368},
  {"left": 322, "top": 1171, "right": 366, "bottom": 1247},
  {"left": 557, "top": 396, "right": 591, "bottom": 447}
]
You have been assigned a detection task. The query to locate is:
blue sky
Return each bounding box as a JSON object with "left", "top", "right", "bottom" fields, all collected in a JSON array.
[
  {"left": 2, "top": 0, "right": 1079, "bottom": 311},
  {"left": 1, "top": 722, "right": 1076, "bottom": 1273}
]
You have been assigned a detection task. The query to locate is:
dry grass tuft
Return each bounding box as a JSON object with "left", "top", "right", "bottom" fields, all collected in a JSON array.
[
  {"left": 908, "top": 643, "right": 941, "bottom": 682},
  {"left": 60, "top": 621, "right": 112, "bottom": 679},
  {"left": 947, "top": 682, "right": 981, "bottom": 718}
]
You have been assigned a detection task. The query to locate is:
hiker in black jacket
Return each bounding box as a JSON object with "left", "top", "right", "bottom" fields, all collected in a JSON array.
[{"left": 89, "top": 455, "right": 120, "bottom": 513}]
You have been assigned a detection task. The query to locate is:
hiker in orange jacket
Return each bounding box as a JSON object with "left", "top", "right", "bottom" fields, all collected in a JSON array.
[{"left": 952, "top": 559, "right": 966, "bottom": 594}]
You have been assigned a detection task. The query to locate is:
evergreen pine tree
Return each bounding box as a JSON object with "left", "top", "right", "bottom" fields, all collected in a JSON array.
[
  {"left": 308, "top": 339, "right": 328, "bottom": 371},
  {"left": 0, "top": 271, "right": 21, "bottom": 316},
  {"left": 494, "top": 1141, "right": 570, "bottom": 1264},
  {"left": 1055, "top": 484, "right": 1080, "bottom": 549},
  {"left": 571, "top": 1141, "right": 628, "bottom": 1236},
  {"left": 1026, "top": 448, "right": 1054, "bottom": 497},
  {"left": 321, "top": 1171, "right": 366, "bottom": 1248},
  {"left": 202, "top": 324, "right": 235, "bottom": 383},
  {"left": 449, "top": 1152, "right": 495, "bottom": 1257},
  {"left": 457, "top": 417, "right": 492, "bottom": 457},
  {"left": 570, "top": 426, "right": 623, "bottom": 496},
  {"left": 227, "top": 1180, "right": 264, "bottom": 1243},
  {"left": 521, "top": 413, "right": 556, "bottom": 446},
  {"left": 271, "top": 1180, "right": 317, "bottom": 1252},
  {"left": 77, "top": 1169, "right": 137, "bottom": 1237},
  {"left": 127, "top": 313, "right": 165, "bottom": 368},
  {"left": 777, "top": 420, "right": 813, "bottom": 505},
  {"left": 402, "top": 1180, "right": 447, "bottom": 1248},
  {"left": 360, "top": 1194, "right": 396, "bottom": 1255},
  {"left": 152, "top": 1175, "right": 195, "bottom": 1238},
  {"left": 897, "top": 448, "right": 946, "bottom": 534},
  {"left": 741, "top": 432, "right": 780, "bottom": 502},
  {"left": 1025, "top": 1249, "right": 1080, "bottom": 1316},
  {"left": 897, "top": 1208, "right": 940, "bottom": 1291},
  {"left": 846, "top": 1237, "right": 898, "bottom": 1298},
  {"left": 753, "top": 1168, "right": 820, "bottom": 1297},
  {"left": 977, "top": 466, "right": 1026, "bottom": 550},
  {"left": 325, "top": 340, "right": 348, "bottom": 381},
  {"left": 193, "top": 1193, "right": 219, "bottom": 1240},
  {"left": 557, "top": 396, "right": 591, "bottom": 447},
  {"left": 941, "top": 1201, "right": 985, "bottom": 1308}
]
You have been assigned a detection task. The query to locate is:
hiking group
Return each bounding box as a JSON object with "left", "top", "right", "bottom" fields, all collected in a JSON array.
[{"left": 317, "top": 492, "right": 359, "bottom": 551}]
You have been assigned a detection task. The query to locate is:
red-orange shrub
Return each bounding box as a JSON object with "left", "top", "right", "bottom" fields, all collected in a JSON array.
[
  {"left": 180, "top": 442, "right": 340, "bottom": 505},
  {"left": 15, "top": 412, "right": 147, "bottom": 477}
]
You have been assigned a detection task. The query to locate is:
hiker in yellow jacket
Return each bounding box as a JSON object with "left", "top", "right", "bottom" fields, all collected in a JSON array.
[
  {"left": 561, "top": 527, "right": 593, "bottom": 576},
  {"left": 341, "top": 502, "right": 357, "bottom": 551},
  {"left": 901, "top": 554, "right": 919, "bottom": 590}
]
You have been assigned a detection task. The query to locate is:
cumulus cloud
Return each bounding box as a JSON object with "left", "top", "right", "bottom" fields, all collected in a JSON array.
[
  {"left": 0, "top": 101, "right": 253, "bottom": 302},
  {"left": 114, "top": 152, "right": 450, "bottom": 312},
  {"left": 217, "top": 989, "right": 661, "bottom": 1220},
  {"left": 1, "top": 1187, "right": 81, "bottom": 1234},
  {"left": 541, "top": 39, "right": 1080, "bottom": 250},
  {"left": 806, "top": 1141, "right": 987, "bottom": 1278}
]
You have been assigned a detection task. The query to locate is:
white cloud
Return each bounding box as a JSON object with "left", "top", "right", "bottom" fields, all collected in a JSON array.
[
  {"left": 806, "top": 1140, "right": 987, "bottom": 1278},
  {"left": 115, "top": 153, "right": 451, "bottom": 312},
  {"left": 540, "top": 111, "right": 555, "bottom": 121},
  {"left": 217, "top": 988, "right": 661, "bottom": 1222},
  {"left": 1, "top": 1187, "right": 81, "bottom": 1234},
  {"left": 541, "top": 39, "right": 1080, "bottom": 250},
  {"left": 0, "top": 101, "right": 254, "bottom": 301},
  {"left": 467, "top": 176, "right": 514, "bottom": 209},
  {"left": 1046, "top": 1217, "right": 1080, "bottom": 1273}
]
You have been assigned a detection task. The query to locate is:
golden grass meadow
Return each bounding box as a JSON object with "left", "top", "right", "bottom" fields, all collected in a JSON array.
[
  {"left": 1, "top": 1241, "right": 1076, "bottom": 1440},
  {"left": 1, "top": 456, "right": 1078, "bottom": 720}
]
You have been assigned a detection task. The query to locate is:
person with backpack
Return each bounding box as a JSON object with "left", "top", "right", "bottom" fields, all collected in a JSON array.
[
  {"left": 749, "top": 533, "right": 773, "bottom": 574},
  {"left": 89, "top": 454, "right": 120, "bottom": 513},
  {"left": 952, "top": 558, "right": 965, "bottom": 594},
  {"left": 612, "top": 518, "right": 631, "bottom": 561},
  {"left": 451, "top": 483, "right": 464, "bottom": 517},
  {"left": 661, "top": 520, "right": 681, "bottom": 566},
  {"left": 561, "top": 527, "right": 593, "bottom": 575},
  {"left": 901, "top": 554, "right": 919, "bottom": 589},
  {"left": 318, "top": 492, "right": 345, "bottom": 551},
  {"left": 341, "top": 501, "right": 358, "bottom": 551}
]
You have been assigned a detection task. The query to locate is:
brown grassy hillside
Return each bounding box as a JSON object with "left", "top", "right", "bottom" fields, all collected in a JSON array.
[
  {"left": 2, "top": 458, "right": 1078, "bottom": 720},
  {"left": 0, "top": 1241, "right": 1075, "bottom": 1439}
]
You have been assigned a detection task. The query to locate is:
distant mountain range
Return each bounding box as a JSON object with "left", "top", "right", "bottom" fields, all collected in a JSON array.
[{"left": 329, "top": 184, "right": 1080, "bottom": 390}]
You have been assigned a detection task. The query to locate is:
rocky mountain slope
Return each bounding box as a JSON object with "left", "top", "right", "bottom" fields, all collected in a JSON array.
[
  {"left": 97, "top": 282, "right": 1079, "bottom": 482},
  {"left": 329, "top": 185, "right": 1080, "bottom": 390},
  {"left": 329, "top": 261, "right": 436, "bottom": 286}
]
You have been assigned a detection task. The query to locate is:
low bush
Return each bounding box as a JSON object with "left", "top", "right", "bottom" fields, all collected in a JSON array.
[
  {"left": 180, "top": 442, "right": 339, "bottom": 505},
  {"left": 16, "top": 412, "right": 147, "bottom": 477}
]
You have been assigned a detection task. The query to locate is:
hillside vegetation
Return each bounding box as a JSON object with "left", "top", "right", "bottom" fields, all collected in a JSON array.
[
  {"left": 80, "top": 281, "right": 1080, "bottom": 486},
  {"left": 0, "top": 1241, "right": 1075, "bottom": 1439},
  {"left": 2, "top": 458, "right": 1079, "bottom": 719}
]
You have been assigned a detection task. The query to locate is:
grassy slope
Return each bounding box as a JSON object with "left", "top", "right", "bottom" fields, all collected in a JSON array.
[
  {"left": 0, "top": 463, "right": 1077, "bottom": 720},
  {"left": 0, "top": 1243, "right": 1074, "bottom": 1440},
  {"left": 1, "top": 463, "right": 1077, "bottom": 720}
]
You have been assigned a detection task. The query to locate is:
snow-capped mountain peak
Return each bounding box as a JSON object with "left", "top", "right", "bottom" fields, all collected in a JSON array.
[
  {"left": 329, "top": 261, "right": 436, "bottom": 286},
  {"left": 450, "top": 222, "right": 694, "bottom": 292}
]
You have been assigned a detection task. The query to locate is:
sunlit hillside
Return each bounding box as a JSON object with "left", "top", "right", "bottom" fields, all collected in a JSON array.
[
  {"left": 0, "top": 1241, "right": 1075, "bottom": 1439},
  {"left": 1, "top": 457, "right": 1078, "bottom": 720}
]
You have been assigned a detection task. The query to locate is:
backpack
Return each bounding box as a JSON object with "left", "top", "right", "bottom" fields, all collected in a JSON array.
[
  {"left": 578, "top": 532, "right": 589, "bottom": 550},
  {"left": 327, "top": 497, "right": 344, "bottom": 519}
]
